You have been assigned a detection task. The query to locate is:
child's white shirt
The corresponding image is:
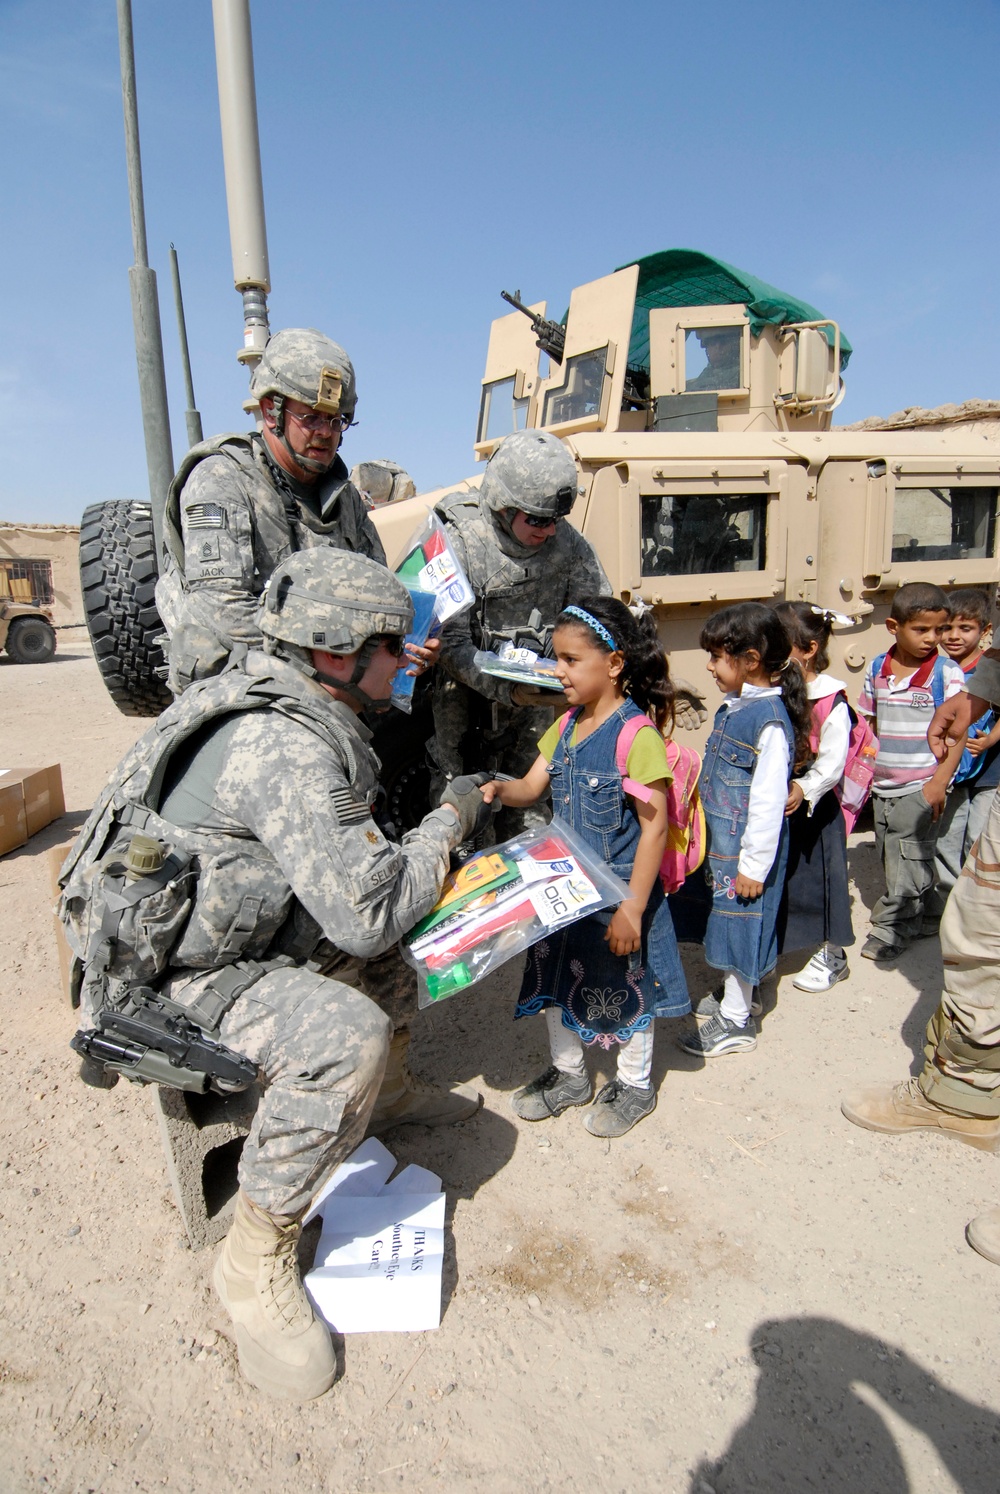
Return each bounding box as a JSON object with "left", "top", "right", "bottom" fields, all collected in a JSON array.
[
  {"left": 718, "top": 683, "right": 790, "bottom": 880},
  {"left": 797, "top": 674, "right": 851, "bottom": 812}
]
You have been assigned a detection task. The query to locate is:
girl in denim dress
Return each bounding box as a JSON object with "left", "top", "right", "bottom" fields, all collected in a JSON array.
[
  {"left": 482, "top": 598, "right": 689, "bottom": 1138},
  {"left": 678, "top": 603, "right": 812, "bottom": 1058}
]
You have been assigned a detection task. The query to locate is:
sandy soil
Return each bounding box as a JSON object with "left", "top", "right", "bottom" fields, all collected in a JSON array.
[{"left": 1, "top": 638, "right": 999, "bottom": 1494}]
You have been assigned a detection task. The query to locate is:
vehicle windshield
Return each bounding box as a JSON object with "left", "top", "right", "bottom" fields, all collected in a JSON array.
[
  {"left": 684, "top": 326, "right": 743, "bottom": 392},
  {"left": 641, "top": 492, "right": 767, "bottom": 575},
  {"left": 541, "top": 348, "right": 608, "bottom": 426},
  {"left": 891, "top": 487, "right": 999, "bottom": 563}
]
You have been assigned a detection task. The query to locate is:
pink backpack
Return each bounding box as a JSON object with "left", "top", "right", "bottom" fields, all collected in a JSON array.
[
  {"left": 556, "top": 710, "right": 706, "bottom": 894},
  {"left": 810, "top": 691, "right": 879, "bottom": 834}
]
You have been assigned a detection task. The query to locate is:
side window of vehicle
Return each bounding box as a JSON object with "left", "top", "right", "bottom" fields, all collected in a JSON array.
[
  {"left": 640, "top": 492, "right": 768, "bottom": 576},
  {"left": 478, "top": 376, "right": 529, "bottom": 444},
  {"left": 541, "top": 348, "right": 609, "bottom": 427},
  {"left": 891, "top": 486, "right": 999, "bottom": 563}
]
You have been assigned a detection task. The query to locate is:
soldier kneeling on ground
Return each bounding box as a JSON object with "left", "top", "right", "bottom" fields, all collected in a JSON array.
[{"left": 59, "top": 551, "right": 493, "bottom": 1400}]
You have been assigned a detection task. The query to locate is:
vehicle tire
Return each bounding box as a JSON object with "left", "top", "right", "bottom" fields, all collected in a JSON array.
[
  {"left": 79, "top": 500, "right": 172, "bottom": 717},
  {"left": 5, "top": 616, "right": 56, "bottom": 664}
]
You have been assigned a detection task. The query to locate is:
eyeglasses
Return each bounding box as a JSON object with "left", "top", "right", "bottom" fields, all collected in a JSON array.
[
  {"left": 520, "top": 512, "right": 559, "bottom": 530},
  {"left": 381, "top": 634, "right": 406, "bottom": 657},
  {"left": 287, "top": 407, "right": 352, "bottom": 434}
]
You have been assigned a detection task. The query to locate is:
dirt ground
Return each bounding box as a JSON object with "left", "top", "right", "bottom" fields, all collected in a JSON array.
[{"left": 2, "top": 637, "right": 999, "bottom": 1494}]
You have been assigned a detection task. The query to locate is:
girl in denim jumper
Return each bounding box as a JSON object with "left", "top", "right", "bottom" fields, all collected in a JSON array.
[
  {"left": 678, "top": 604, "right": 812, "bottom": 1058},
  {"left": 482, "top": 598, "right": 689, "bottom": 1138}
]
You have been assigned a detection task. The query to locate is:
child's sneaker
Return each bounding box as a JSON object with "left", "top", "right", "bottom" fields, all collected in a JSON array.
[
  {"left": 677, "top": 1012, "right": 757, "bottom": 1058},
  {"left": 792, "top": 946, "right": 849, "bottom": 993},
  {"left": 695, "top": 985, "right": 761, "bottom": 1018},
  {"left": 511, "top": 1066, "right": 592, "bottom": 1120},
  {"left": 583, "top": 1079, "right": 656, "bottom": 1137}
]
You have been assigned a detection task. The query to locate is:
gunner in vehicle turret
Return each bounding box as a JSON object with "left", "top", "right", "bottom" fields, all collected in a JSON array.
[{"left": 686, "top": 325, "right": 743, "bottom": 392}]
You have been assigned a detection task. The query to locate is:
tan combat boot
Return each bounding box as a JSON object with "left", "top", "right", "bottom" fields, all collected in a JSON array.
[
  {"left": 967, "top": 1207, "right": 1000, "bottom": 1265},
  {"left": 841, "top": 1078, "right": 1000, "bottom": 1153},
  {"left": 367, "top": 1029, "right": 481, "bottom": 1134},
  {"left": 214, "top": 1190, "right": 336, "bottom": 1400}
]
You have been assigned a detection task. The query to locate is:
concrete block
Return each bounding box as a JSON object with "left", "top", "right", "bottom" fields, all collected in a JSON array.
[{"left": 154, "top": 1083, "right": 262, "bottom": 1250}]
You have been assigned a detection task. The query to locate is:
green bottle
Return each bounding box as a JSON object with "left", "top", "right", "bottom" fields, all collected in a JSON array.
[{"left": 424, "top": 962, "right": 473, "bottom": 1001}]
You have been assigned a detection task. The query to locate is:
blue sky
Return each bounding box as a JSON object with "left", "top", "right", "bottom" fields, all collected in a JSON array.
[{"left": 1, "top": 0, "right": 998, "bottom": 524}]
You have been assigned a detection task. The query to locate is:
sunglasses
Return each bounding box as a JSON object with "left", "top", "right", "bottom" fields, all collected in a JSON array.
[
  {"left": 382, "top": 634, "right": 406, "bottom": 657},
  {"left": 521, "top": 512, "right": 560, "bottom": 530},
  {"left": 287, "top": 408, "right": 352, "bottom": 434}
]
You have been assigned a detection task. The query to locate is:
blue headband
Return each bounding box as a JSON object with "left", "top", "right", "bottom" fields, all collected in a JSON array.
[{"left": 562, "top": 606, "right": 618, "bottom": 651}]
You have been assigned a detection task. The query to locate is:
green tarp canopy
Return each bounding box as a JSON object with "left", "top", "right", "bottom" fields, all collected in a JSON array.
[{"left": 615, "top": 248, "right": 852, "bottom": 372}]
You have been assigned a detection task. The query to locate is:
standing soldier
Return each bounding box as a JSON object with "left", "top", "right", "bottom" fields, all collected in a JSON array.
[
  {"left": 61, "top": 551, "right": 491, "bottom": 1400},
  {"left": 157, "top": 327, "right": 404, "bottom": 694},
  {"left": 842, "top": 648, "right": 1000, "bottom": 1264},
  {"left": 431, "top": 430, "right": 611, "bottom": 836}
]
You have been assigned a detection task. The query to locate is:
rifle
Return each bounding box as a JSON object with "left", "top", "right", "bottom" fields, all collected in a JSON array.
[
  {"left": 500, "top": 290, "right": 566, "bottom": 365},
  {"left": 71, "top": 993, "right": 258, "bottom": 1094}
]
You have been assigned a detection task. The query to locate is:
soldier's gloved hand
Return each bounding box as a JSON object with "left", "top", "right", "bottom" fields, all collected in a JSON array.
[
  {"left": 674, "top": 693, "right": 708, "bottom": 731},
  {"left": 511, "top": 684, "right": 565, "bottom": 708},
  {"left": 440, "top": 774, "right": 498, "bottom": 840}
]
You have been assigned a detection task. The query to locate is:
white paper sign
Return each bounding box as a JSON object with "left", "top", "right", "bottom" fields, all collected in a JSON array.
[{"left": 304, "top": 1141, "right": 446, "bottom": 1334}]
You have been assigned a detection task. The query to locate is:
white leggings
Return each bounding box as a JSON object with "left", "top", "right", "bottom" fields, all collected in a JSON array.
[
  {"left": 545, "top": 1007, "right": 653, "bottom": 1089},
  {"left": 719, "top": 971, "right": 754, "bottom": 1027}
]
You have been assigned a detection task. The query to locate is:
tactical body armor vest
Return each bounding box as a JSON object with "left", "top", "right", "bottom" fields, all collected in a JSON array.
[
  {"left": 162, "top": 433, "right": 376, "bottom": 580},
  {"left": 434, "top": 491, "right": 601, "bottom": 655},
  {"left": 59, "top": 660, "right": 378, "bottom": 1031}
]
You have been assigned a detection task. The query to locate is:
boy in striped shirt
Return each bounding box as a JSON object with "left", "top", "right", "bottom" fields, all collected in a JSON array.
[{"left": 857, "top": 583, "right": 966, "bottom": 962}]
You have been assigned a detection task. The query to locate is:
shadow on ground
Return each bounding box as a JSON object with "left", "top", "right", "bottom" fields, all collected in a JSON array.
[{"left": 690, "top": 1315, "right": 1000, "bottom": 1493}]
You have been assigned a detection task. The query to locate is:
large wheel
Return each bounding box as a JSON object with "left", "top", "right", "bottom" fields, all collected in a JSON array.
[
  {"left": 79, "top": 500, "right": 172, "bottom": 717},
  {"left": 5, "top": 616, "right": 56, "bottom": 664}
]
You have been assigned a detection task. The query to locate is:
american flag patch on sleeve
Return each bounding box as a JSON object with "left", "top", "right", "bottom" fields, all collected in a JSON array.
[{"left": 186, "top": 502, "right": 227, "bottom": 530}]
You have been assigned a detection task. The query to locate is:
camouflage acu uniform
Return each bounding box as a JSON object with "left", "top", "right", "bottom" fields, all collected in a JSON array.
[
  {"left": 918, "top": 653, "right": 1000, "bottom": 1119},
  {"left": 63, "top": 651, "right": 459, "bottom": 1216},
  {"left": 431, "top": 489, "right": 610, "bottom": 837},
  {"left": 156, "top": 432, "right": 385, "bottom": 694}
]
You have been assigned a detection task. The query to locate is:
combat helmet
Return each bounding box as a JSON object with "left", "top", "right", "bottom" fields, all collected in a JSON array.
[
  {"left": 479, "top": 430, "right": 579, "bottom": 519},
  {"left": 260, "top": 549, "right": 412, "bottom": 710},
  {"left": 250, "top": 328, "right": 357, "bottom": 475}
]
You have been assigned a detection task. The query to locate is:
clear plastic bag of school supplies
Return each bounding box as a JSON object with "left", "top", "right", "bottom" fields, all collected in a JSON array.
[
  {"left": 473, "top": 645, "right": 564, "bottom": 692},
  {"left": 394, "top": 512, "right": 474, "bottom": 625},
  {"left": 390, "top": 589, "right": 438, "bottom": 714},
  {"left": 403, "top": 819, "right": 631, "bottom": 1006}
]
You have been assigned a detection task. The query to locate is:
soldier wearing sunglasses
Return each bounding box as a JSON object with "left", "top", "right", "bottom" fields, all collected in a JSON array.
[{"left": 431, "top": 429, "right": 611, "bottom": 837}]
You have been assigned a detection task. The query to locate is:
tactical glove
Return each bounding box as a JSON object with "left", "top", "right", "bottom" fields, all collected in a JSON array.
[
  {"left": 673, "top": 693, "right": 708, "bottom": 731},
  {"left": 440, "top": 773, "right": 497, "bottom": 841}
]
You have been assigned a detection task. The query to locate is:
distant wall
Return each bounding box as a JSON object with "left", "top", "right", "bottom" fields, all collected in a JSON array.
[{"left": 0, "top": 524, "right": 82, "bottom": 629}]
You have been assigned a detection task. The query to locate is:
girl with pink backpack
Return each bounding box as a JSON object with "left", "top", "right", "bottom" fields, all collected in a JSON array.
[{"left": 481, "top": 597, "right": 689, "bottom": 1138}]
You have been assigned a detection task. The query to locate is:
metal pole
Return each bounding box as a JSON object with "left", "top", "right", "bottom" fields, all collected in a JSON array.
[
  {"left": 211, "top": 0, "right": 271, "bottom": 370},
  {"left": 116, "top": 0, "right": 174, "bottom": 560},
  {"left": 168, "top": 245, "right": 204, "bottom": 449}
]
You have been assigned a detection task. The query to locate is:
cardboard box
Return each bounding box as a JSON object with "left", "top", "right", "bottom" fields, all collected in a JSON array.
[
  {"left": 0, "top": 779, "right": 28, "bottom": 855},
  {"left": 0, "top": 764, "right": 65, "bottom": 854}
]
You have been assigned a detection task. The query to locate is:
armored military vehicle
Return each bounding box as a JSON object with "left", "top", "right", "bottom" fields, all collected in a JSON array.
[
  {"left": 0, "top": 596, "right": 56, "bottom": 664},
  {"left": 374, "top": 248, "right": 1000, "bottom": 742}
]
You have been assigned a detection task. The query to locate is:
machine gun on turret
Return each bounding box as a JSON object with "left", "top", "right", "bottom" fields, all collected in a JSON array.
[{"left": 500, "top": 290, "right": 566, "bottom": 365}]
